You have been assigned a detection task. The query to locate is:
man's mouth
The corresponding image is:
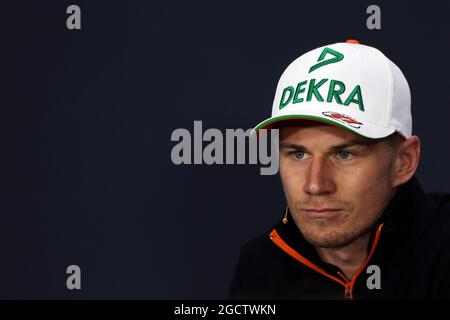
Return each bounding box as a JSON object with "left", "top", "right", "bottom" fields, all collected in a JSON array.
[{"left": 300, "top": 208, "right": 343, "bottom": 219}]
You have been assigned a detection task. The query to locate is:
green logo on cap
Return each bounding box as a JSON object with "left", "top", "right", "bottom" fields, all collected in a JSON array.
[
  {"left": 279, "top": 79, "right": 364, "bottom": 112},
  {"left": 278, "top": 48, "right": 365, "bottom": 112},
  {"left": 309, "top": 47, "right": 344, "bottom": 73}
]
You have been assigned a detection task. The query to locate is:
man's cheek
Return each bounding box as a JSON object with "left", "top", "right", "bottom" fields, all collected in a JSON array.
[{"left": 283, "top": 175, "right": 303, "bottom": 200}]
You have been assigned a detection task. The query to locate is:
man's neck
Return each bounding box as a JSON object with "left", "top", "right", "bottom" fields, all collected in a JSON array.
[{"left": 315, "top": 232, "right": 371, "bottom": 280}]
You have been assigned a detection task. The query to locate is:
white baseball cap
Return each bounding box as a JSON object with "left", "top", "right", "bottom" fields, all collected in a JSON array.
[{"left": 251, "top": 40, "right": 412, "bottom": 139}]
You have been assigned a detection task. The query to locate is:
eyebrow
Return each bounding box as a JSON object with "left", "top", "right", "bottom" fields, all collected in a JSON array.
[{"left": 279, "top": 141, "right": 372, "bottom": 152}]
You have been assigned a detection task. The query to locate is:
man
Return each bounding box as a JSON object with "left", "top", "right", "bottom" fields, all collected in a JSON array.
[{"left": 229, "top": 40, "right": 450, "bottom": 299}]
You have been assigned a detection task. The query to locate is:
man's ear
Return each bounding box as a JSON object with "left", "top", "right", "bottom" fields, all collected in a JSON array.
[{"left": 392, "top": 136, "right": 421, "bottom": 188}]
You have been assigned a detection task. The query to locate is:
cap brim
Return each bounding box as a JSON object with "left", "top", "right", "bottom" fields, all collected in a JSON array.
[{"left": 251, "top": 111, "right": 395, "bottom": 140}]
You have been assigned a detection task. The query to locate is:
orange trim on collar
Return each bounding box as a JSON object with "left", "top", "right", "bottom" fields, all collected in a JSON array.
[{"left": 269, "top": 223, "right": 384, "bottom": 299}]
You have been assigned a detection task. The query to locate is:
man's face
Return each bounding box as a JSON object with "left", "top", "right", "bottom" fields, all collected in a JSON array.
[{"left": 279, "top": 121, "right": 397, "bottom": 249}]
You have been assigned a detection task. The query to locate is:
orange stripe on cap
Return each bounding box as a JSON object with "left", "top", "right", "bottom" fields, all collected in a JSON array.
[{"left": 346, "top": 39, "right": 360, "bottom": 44}]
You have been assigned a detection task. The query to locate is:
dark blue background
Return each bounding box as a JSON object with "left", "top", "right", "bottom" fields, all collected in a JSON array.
[{"left": 3, "top": 0, "right": 450, "bottom": 298}]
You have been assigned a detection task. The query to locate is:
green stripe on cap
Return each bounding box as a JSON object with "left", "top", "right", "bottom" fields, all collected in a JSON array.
[{"left": 251, "top": 114, "right": 386, "bottom": 140}]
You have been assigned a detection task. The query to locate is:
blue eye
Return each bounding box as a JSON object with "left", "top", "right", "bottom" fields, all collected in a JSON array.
[
  {"left": 337, "top": 151, "right": 353, "bottom": 160},
  {"left": 293, "top": 151, "right": 305, "bottom": 159}
]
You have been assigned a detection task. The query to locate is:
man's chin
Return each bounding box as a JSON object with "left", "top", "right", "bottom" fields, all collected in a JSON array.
[
  {"left": 300, "top": 226, "right": 359, "bottom": 249},
  {"left": 305, "top": 236, "right": 353, "bottom": 249}
]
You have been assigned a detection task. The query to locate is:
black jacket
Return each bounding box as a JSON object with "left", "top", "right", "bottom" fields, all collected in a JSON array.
[{"left": 229, "top": 177, "right": 450, "bottom": 299}]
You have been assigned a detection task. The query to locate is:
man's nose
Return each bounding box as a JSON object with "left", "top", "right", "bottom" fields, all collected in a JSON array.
[{"left": 303, "top": 157, "right": 336, "bottom": 196}]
